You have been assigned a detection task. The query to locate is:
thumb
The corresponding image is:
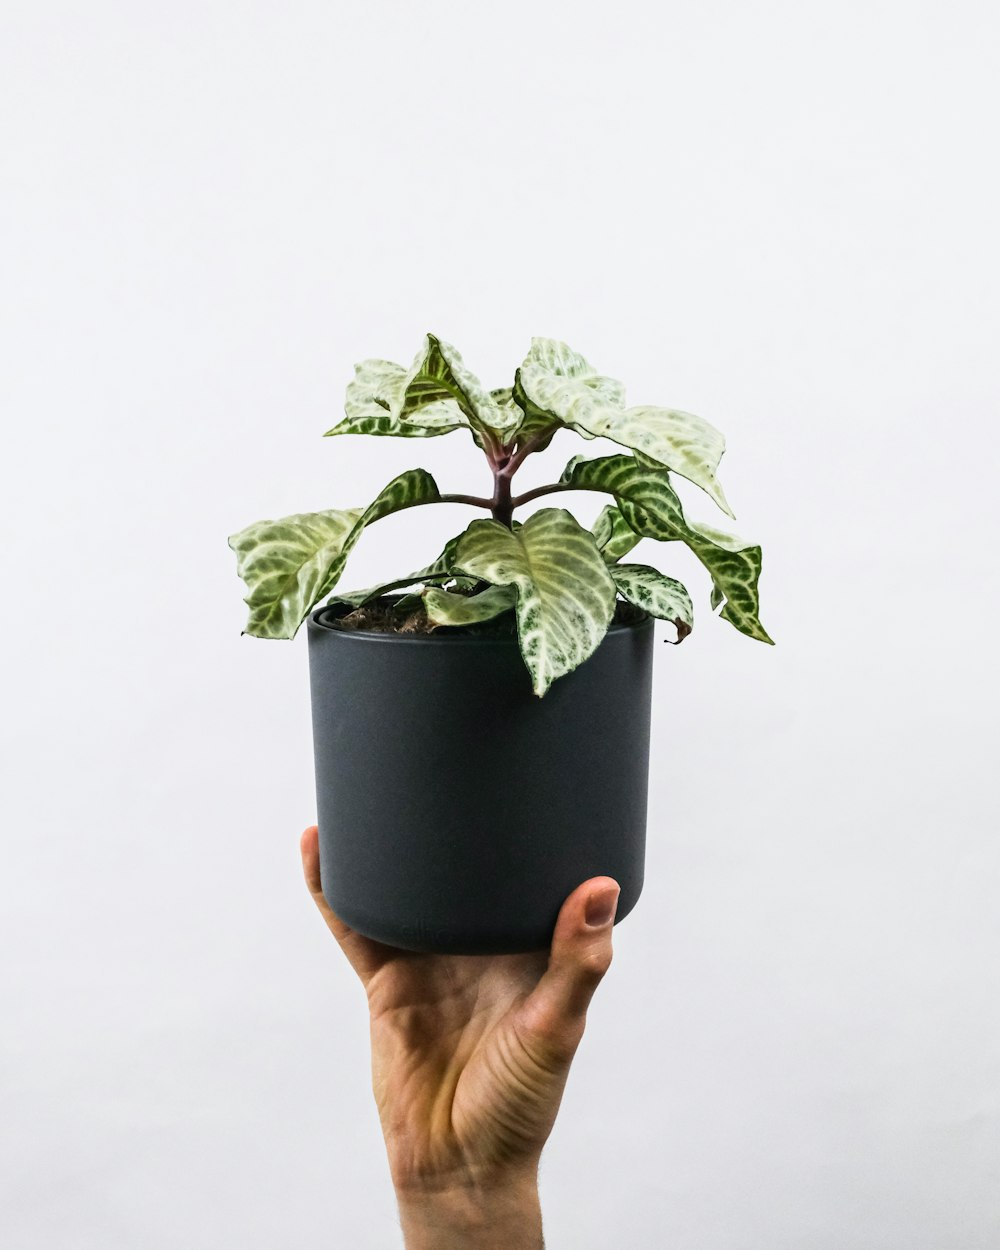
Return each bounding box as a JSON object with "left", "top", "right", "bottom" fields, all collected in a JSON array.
[
  {"left": 299, "top": 824, "right": 391, "bottom": 987},
  {"left": 514, "top": 877, "right": 620, "bottom": 1063}
]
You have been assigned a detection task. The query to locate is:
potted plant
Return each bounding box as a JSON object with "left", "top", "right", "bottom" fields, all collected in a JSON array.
[{"left": 229, "top": 335, "right": 772, "bottom": 954}]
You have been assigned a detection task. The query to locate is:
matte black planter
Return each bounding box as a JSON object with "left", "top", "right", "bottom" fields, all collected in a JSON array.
[{"left": 307, "top": 602, "right": 654, "bottom": 954}]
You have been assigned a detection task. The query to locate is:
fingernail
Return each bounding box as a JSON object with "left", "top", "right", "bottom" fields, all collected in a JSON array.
[{"left": 585, "top": 885, "right": 620, "bottom": 928}]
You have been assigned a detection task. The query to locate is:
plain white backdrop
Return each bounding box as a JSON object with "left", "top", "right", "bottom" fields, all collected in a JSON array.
[{"left": 3, "top": 2, "right": 998, "bottom": 1246}]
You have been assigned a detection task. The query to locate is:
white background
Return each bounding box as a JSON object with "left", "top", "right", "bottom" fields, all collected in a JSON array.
[{"left": 3, "top": 2, "right": 998, "bottom": 1247}]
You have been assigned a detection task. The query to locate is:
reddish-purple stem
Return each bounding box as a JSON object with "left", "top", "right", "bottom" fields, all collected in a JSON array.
[
  {"left": 509, "top": 482, "right": 572, "bottom": 509},
  {"left": 439, "top": 492, "right": 493, "bottom": 509}
]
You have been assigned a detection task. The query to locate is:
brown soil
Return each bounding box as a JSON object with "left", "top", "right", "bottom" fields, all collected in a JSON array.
[
  {"left": 335, "top": 601, "right": 448, "bottom": 635},
  {"left": 329, "top": 595, "right": 644, "bottom": 637}
]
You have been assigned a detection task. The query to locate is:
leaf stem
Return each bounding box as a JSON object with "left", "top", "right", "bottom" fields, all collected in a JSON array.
[
  {"left": 500, "top": 429, "right": 553, "bottom": 478},
  {"left": 480, "top": 426, "right": 505, "bottom": 462},
  {"left": 509, "top": 482, "right": 572, "bottom": 508},
  {"left": 438, "top": 493, "right": 494, "bottom": 509}
]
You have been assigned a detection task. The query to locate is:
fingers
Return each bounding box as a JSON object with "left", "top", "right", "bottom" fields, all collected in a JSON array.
[
  {"left": 299, "top": 825, "right": 391, "bottom": 987},
  {"left": 514, "top": 876, "right": 620, "bottom": 1063}
]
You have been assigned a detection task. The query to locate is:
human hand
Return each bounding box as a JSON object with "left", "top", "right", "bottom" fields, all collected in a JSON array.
[{"left": 300, "top": 824, "right": 620, "bottom": 1249}]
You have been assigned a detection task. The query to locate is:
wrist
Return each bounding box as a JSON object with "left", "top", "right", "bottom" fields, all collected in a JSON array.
[{"left": 396, "top": 1171, "right": 543, "bottom": 1250}]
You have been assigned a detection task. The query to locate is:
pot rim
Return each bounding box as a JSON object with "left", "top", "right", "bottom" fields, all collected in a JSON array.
[{"left": 308, "top": 598, "right": 652, "bottom": 645}]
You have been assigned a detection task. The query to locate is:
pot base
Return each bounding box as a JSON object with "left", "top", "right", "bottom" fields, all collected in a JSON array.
[{"left": 330, "top": 887, "right": 642, "bottom": 956}]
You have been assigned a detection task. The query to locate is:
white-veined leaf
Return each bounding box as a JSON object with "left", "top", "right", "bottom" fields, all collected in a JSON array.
[
  {"left": 611, "top": 564, "right": 693, "bottom": 644},
  {"left": 230, "top": 469, "right": 441, "bottom": 639},
  {"left": 509, "top": 368, "right": 567, "bottom": 452},
  {"left": 591, "top": 503, "right": 642, "bottom": 564},
  {"left": 400, "top": 334, "right": 519, "bottom": 441},
  {"left": 325, "top": 358, "right": 472, "bottom": 440},
  {"left": 423, "top": 584, "right": 517, "bottom": 626},
  {"left": 229, "top": 508, "right": 362, "bottom": 640},
  {"left": 452, "top": 508, "right": 617, "bottom": 696},
  {"left": 563, "top": 455, "right": 772, "bottom": 644},
  {"left": 489, "top": 386, "right": 527, "bottom": 431},
  {"left": 518, "top": 337, "right": 734, "bottom": 517},
  {"left": 515, "top": 338, "right": 624, "bottom": 448},
  {"left": 586, "top": 406, "right": 733, "bottom": 518}
]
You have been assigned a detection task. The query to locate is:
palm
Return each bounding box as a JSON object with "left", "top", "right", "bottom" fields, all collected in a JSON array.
[{"left": 365, "top": 948, "right": 571, "bottom": 1187}]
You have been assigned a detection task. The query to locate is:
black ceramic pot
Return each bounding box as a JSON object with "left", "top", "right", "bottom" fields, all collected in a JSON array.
[{"left": 306, "top": 601, "right": 654, "bottom": 954}]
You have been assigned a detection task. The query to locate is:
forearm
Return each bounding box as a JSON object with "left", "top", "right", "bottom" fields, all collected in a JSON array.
[{"left": 396, "top": 1175, "right": 544, "bottom": 1250}]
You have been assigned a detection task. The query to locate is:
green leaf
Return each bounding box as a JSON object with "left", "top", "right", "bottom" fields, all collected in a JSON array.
[
  {"left": 586, "top": 406, "right": 734, "bottom": 518},
  {"left": 489, "top": 386, "right": 527, "bottom": 431},
  {"left": 400, "top": 334, "right": 520, "bottom": 441},
  {"left": 423, "top": 584, "right": 517, "bottom": 626},
  {"left": 562, "top": 454, "right": 772, "bottom": 644},
  {"left": 517, "top": 337, "right": 734, "bottom": 517},
  {"left": 452, "top": 508, "right": 617, "bottom": 696},
  {"left": 229, "top": 507, "right": 362, "bottom": 640},
  {"left": 325, "top": 357, "right": 471, "bottom": 440},
  {"left": 591, "top": 503, "right": 642, "bottom": 564},
  {"left": 230, "top": 468, "right": 441, "bottom": 639},
  {"left": 611, "top": 564, "right": 693, "bottom": 644},
  {"left": 685, "top": 520, "right": 772, "bottom": 643},
  {"left": 514, "top": 338, "right": 622, "bottom": 451},
  {"left": 509, "top": 368, "right": 564, "bottom": 453},
  {"left": 518, "top": 338, "right": 627, "bottom": 420}
]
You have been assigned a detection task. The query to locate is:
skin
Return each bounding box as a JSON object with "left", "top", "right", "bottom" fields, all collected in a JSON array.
[{"left": 300, "top": 824, "right": 620, "bottom": 1248}]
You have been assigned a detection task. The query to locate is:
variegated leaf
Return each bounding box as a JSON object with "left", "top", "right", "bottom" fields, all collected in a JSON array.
[
  {"left": 423, "top": 584, "right": 517, "bottom": 626},
  {"left": 583, "top": 406, "right": 733, "bottom": 518},
  {"left": 489, "top": 386, "right": 528, "bottom": 432},
  {"left": 687, "top": 520, "right": 771, "bottom": 641},
  {"left": 563, "top": 454, "right": 772, "bottom": 644},
  {"left": 325, "top": 358, "right": 471, "bottom": 440},
  {"left": 230, "top": 469, "right": 441, "bottom": 639},
  {"left": 324, "top": 404, "right": 469, "bottom": 439},
  {"left": 517, "top": 337, "right": 733, "bottom": 517},
  {"left": 591, "top": 503, "right": 642, "bottom": 564},
  {"left": 611, "top": 564, "right": 693, "bottom": 643},
  {"left": 229, "top": 508, "right": 362, "bottom": 640},
  {"left": 516, "top": 338, "right": 625, "bottom": 441},
  {"left": 452, "top": 508, "right": 617, "bottom": 696},
  {"left": 400, "top": 334, "right": 520, "bottom": 440},
  {"left": 509, "top": 368, "right": 565, "bottom": 453},
  {"left": 324, "top": 467, "right": 442, "bottom": 598}
]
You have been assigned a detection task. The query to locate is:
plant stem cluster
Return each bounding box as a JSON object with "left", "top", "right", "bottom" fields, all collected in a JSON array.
[{"left": 441, "top": 431, "right": 569, "bottom": 529}]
